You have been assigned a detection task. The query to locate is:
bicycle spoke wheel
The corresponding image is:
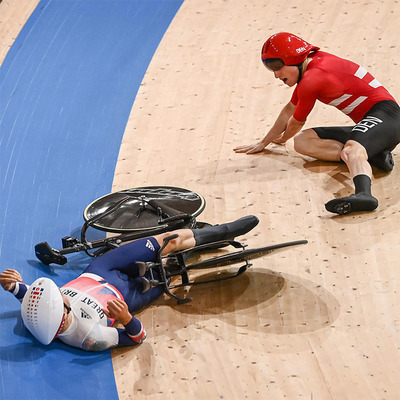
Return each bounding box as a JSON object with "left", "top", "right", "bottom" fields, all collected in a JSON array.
[
  {"left": 83, "top": 186, "right": 205, "bottom": 233},
  {"left": 187, "top": 240, "right": 307, "bottom": 269}
]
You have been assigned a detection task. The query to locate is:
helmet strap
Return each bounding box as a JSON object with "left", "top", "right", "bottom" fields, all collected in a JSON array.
[
  {"left": 53, "top": 312, "right": 68, "bottom": 341},
  {"left": 296, "top": 57, "right": 313, "bottom": 83},
  {"left": 297, "top": 63, "right": 304, "bottom": 83}
]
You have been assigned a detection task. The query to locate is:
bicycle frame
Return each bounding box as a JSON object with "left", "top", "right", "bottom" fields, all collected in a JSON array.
[{"left": 141, "top": 236, "right": 308, "bottom": 304}]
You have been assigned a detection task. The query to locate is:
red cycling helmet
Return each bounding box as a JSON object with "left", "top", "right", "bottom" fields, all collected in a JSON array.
[{"left": 261, "top": 32, "right": 319, "bottom": 68}]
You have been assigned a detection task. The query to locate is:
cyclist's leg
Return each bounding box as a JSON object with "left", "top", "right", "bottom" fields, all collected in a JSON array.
[
  {"left": 293, "top": 127, "right": 348, "bottom": 161},
  {"left": 84, "top": 213, "right": 259, "bottom": 280},
  {"left": 83, "top": 237, "right": 165, "bottom": 310},
  {"left": 84, "top": 237, "right": 161, "bottom": 278},
  {"left": 293, "top": 124, "right": 376, "bottom": 214},
  {"left": 350, "top": 100, "right": 400, "bottom": 172},
  {"left": 325, "top": 101, "right": 400, "bottom": 214},
  {"left": 84, "top": 214, "right": 259, "bottom": 275},
  {"left": 340, "top": 140, "right": 372, "bottom": 178},
  {"left": 321, "top": 138, "right": 378, "bottom": 214},
  {"left": 154, "top": 229, "right": 195, "bottom": 254},
  {"left": 81, "top": 216, "right": 259, "bottom": 302},
  {"left": 155, "top": 215, "right": 260, "bottom": 255}
]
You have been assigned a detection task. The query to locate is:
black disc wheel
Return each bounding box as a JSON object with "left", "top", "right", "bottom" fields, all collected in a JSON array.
[{"left": 83, "top": 186, "right": 205, "bottom": 233}]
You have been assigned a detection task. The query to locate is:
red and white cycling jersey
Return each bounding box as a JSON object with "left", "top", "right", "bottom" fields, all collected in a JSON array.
[
  {"left": 56, "top": 273, "right": 144, "bottom": 351},
  {"left": 57, "top": 273, "right": 125, "bottom": 350},
  {"left": 62, "top": 272, "right": 124, "bottom": 326},
  {"left": 291, "top": 51, "right": 396, "bottom": 123}
]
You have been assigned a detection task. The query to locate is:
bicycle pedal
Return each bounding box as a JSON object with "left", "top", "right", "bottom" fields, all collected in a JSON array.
[
  {"left": 140, "top": 277, "right": 151, "bottom": 293},
  {"left": 140, "top": 277, "right": 160, "bottom": 293}
]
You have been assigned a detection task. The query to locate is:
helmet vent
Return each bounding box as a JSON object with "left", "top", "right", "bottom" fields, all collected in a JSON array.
[{"left": 25, "top": 283, "right": 45, "bottom": 328}]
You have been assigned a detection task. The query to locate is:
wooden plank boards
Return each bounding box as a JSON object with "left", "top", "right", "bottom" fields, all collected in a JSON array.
[{"left": 112, "top": 0, "right": 400, "bottom": 399}]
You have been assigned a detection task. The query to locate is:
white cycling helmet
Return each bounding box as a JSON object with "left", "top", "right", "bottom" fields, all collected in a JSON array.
[{"left": 21, "top": 277, "right": 65, "bottom": 345}]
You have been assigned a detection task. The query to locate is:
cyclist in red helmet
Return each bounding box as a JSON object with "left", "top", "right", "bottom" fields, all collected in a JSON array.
[{"left": 234, "top": 32, "right": 400, "bottom": 215}]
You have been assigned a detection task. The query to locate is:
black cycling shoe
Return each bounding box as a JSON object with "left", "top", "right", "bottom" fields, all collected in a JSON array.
[
  {"left": 325, "top": 193, "right": 378, "bottom": 215},
  {"left": 369, "top": 150, "right": 394, "bottom": 172},
  {"left": 192, "top": 215, "right": 259, "bottom": 246}
]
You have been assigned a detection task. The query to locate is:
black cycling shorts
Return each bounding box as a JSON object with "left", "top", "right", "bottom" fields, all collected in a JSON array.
[{"left": 313, "top": 100, "right": 400, "bottom": 158}]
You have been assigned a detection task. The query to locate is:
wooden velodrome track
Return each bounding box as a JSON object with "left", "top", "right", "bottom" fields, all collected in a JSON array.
[{"left": 2, "top": 0, "right": 400, "bottom": 399}]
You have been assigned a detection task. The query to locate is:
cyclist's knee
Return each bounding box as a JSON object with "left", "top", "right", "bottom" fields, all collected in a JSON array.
[
  {"left": 155, "top": 232, "right": 179, "bottom": 250},
  {"left": 293, "top": 129, "right": 315, "bottom": 155},
  {"left": 293, "top": 136, "right": 306, "bottom": 155},
  {"left": 341, "top": 140, "right": 368, "bottom": 164},
  {"left": 154, "top": 229, "right": 194, "bottom": 254}
]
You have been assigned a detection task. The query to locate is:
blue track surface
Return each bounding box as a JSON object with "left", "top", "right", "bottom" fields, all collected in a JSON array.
[{"left": 0, "top": 0, "right": 182, "bottom": 398}]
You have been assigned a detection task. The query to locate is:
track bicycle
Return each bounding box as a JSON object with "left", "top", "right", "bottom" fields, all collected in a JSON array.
[{"left": 34, "top": 185, "right": 307, "bottom": 303}]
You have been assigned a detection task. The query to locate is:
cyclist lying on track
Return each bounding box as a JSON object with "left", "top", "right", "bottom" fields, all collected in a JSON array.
[{"left": 0, "top": 215, "right": 258, "bottom": 352}]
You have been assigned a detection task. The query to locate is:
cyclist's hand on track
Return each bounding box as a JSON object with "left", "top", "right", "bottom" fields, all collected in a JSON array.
[{"left": 234, "top": 141, "right": 268, "bottom": 154}]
